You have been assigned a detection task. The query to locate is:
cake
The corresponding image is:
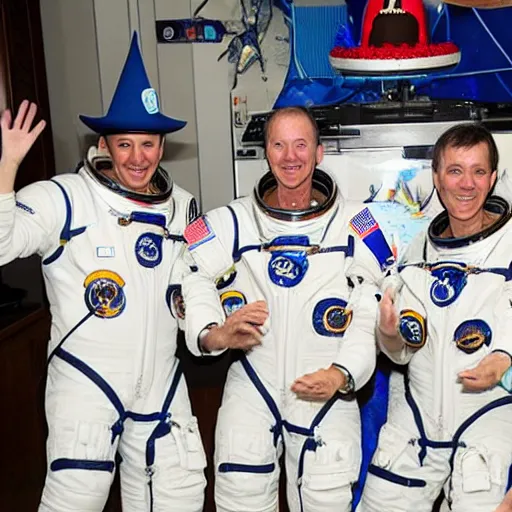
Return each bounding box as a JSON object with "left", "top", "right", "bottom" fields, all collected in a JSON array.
[{"left": 329, "top": 0, "right": 461, "bottom": 74}]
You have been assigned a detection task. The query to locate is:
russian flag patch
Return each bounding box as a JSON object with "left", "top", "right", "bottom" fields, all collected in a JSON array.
[{"left": 184, "top": 216, "right": 215, "bottom": 250}]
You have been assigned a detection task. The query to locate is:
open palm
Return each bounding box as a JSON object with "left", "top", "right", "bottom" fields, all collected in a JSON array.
[{"left": 1, "top": 100, "right": 46, "bottom": 167}]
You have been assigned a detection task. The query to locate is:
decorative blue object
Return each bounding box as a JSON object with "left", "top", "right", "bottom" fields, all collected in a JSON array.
[
  {"left": 218, "top": 0, "right": 273, "bottom": 88},
  {"left": 334, "top": 23, "right": 355, "bottom": 49},
  {"left": 79, "top": 32, "right": 186, "bottom": 134},
  {"left": 274, "top": 2, "right": 371, "bottom": 107},
  {"left": 273, "top": 1, "right": 512, "bottom": 106},
  {"left": 352, "top": 361, "right": 391, "bottom": 511},
  {"left": 423, "top": 4, "right": 512, "bottom": 102}
]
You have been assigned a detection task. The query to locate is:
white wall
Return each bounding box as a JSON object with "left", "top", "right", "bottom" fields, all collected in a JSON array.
[
  {"left": 189, "top": 0, "right": 237, "bottom": 211},
  {"left": 39, "top": 0, "right": 242, "bottom": 211},
  {"left": 40, "top": 0, "right": 102, "bottom": 174},
  {"left": 151, "top": 0, "right": 203, "bottom": 206}
]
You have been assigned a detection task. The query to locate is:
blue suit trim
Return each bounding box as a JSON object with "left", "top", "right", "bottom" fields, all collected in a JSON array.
[
  {"left": 52, "top": 341, "right": 183, "bottom": 512},
  {"left": 404, "top": 376, "right": 463, "bottom": 466},
  {"left": 47, "top": 311, "right": 94, "bottom": 365},
  {"left": 368, "top": 464, "right": 426, "bottom": 488},
  {"left": 319, "top": 205, "right": 340, "bottom": 243},
  {"left": 448, "top": 394, "right": 512, "bottom": 471},
  {"left": 50, "top": 459, "right": 115, "bottom": 473},
  {"left": 238, "top": 355, "right": 339, "bottom": 512},
  {"left": 218, "top": 462, "right": 276, "bottom": 474},
  {"left": 145, "top": 365, "right": 183, "bottom": 468},
  {"left": 399, "top": 260, "right": 512, "bottom": 283},
  {"left": 227, "top": 205, "right": 240, "bottom": 259},
  {"left": 55, "top": 347, "right": 126, "bottom": 421},
  {"left": 404, "top": 374, "right": 512, "bottom": 472},
  {"left": 43, "top": 180, "right": 87, "bottom": 265},
  {"left": 227, "top": 206, "right": 261, "bottom": 261},
  {"left": 318, "top": 235, "right": 354, "bottom": 256},
  {"left": 227, "top": 205, "right": 355, "bottom": 261},
  {"left": 239, "top": 355, "right": 283, "bottom": 447},
  {"left": 360, "top": 228, "right": 394, "bottom": 271}
]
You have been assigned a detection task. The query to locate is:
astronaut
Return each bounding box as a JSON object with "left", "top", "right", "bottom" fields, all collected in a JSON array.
[
  {"left": 182, "top": 106, "right": 393, "bottom": 512},
  {"left": 0, "top": 34, "right": 205, "bottom": 511},
  {"left": 359, "top": 123, "right": 512, "bottom": 512}
]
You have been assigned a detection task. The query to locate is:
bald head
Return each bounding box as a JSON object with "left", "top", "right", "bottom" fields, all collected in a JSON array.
[{"left": 263, "top": 107, "right": 320, "bottom": 149}]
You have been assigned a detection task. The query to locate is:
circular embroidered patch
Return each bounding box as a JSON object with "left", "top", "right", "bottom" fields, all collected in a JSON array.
[
  {"left": 454, "top": 319, "right": 492, "bottom": 354},
  {"left": 166, "top": 284, "right": 185, "bottom": 320},
  {"left": 220, "top": 290, "right": 247, "bottom": 317},
  {"left": 399, "top": 309, "right": 427, "bottom": 348},
  {"left": 268, "top": 252, "right": 308, "bottom": 288},
  {"left": 312, "top": 298, "right": 353, "bottom": 337},
  {"left": 135, "top": 232, "right": 163, "bottom": 268},
  {"left": 84, "top": 270, "right": 126, "bottom": 318},
  {"left": 429, "top": 262, "right": 468, "bottom": 307}
]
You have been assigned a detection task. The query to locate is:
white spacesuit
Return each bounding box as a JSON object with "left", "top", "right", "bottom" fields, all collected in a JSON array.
[
  {"left": 183, "top": 169, "right": 392, "bottom": 512},
  {"left": 0, "top": 148, "right": 206, "bottom": 511},
  {"left": 359, "top": 196, "right": 512, "bottom": 512}
]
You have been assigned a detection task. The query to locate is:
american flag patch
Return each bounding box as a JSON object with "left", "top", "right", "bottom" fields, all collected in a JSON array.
[
  {"left": 350, "top": 208, "right": 379, "bottom": 238},
  {"left": 184, "top": 216, "right": 215, "bottom": 250}
]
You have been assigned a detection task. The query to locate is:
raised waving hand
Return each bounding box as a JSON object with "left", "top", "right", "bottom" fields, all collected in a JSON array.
[{"left": 0, "top": 100, "right": 46, "bottom": 193}]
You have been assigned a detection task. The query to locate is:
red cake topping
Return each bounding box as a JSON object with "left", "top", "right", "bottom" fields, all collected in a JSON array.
[{"left": 330, "top": 42, "right": 460, "bottom": 61}]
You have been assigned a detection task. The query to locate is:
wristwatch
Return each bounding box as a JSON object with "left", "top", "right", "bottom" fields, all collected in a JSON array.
[
  {"left": 334, "top": 364, "right": 355, "bottom": 395},
  {"left": 197, "top": 323, "right": 217, "bottom": 355}
]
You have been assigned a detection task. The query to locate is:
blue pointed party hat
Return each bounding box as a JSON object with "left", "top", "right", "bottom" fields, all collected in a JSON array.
[{"left": 79, "top": 32, "right": 186, "bottom": 134}]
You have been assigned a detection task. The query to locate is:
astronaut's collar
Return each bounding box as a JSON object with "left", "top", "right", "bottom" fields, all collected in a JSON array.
[
  {"left": 254, "top": 168, "right": 337, "bottom": 222},
  {"left": 429, "top": 196, "right": 511, "bottom": 249},
  {"left": 83, "top": 146, "right": 173, "bottom": 204}
]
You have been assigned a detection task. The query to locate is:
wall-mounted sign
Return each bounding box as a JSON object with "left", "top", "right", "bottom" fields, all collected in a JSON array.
[{"left": 155, "top": 19, "right": 228, "bottom": 44}]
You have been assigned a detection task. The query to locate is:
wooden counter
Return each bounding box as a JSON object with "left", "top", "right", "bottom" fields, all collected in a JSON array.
[{"left": 0, "top": 305, "right": 50, "bottom": 511}]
